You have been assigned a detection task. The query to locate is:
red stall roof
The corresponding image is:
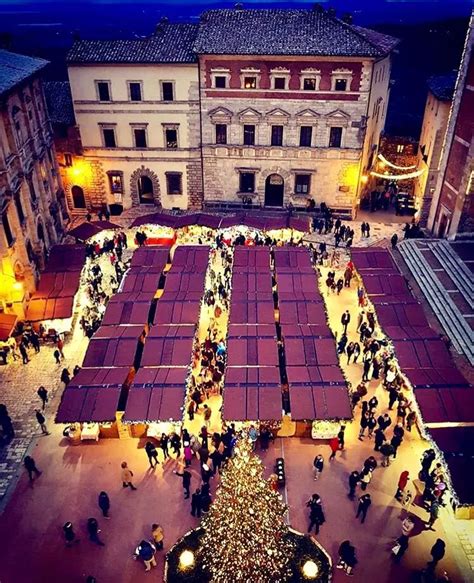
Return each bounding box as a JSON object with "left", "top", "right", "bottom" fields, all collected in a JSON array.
[
  {"left": 274, "top": 246, "right": 313, "bottom": 273},
  {"left": 33, "top": 272, "right": 82, "bottom": 299},
  {"left": 233, "top": 247, "right": 270, "bottom": 271},
  {"left": 279, "top": 301, "right": 327, "bottom": 325},
  {"left": 154, "top": 301, "right": 201, "bottom": 325},
  {"left": 284, "top": 337, "right": 339, "bottom": 367},
  {"left": 279, "top": 324, "right": 332, "bottom": 339},
  {"left": 231, "top": 272, "right": 273, "bottom": 297},
  {"left": 102, "top": 294, "right": 152, "bottom": 326},
  {"left": 164, "top": 272, "right": 207, "bottom": 293},
  {"left": 121, "top": 271, "right": 161, "bottom": 294},
  {"left": 415, "top": 387, "right": 474, "bottom": 424},
  {"left": 171, "top": 246, "right": 209, "bottom": 269},
  {"left": 362, "top": 273, "right": 410, "bottom": 296},
  {"left": 68, "top": 220, "right": 121, "bottom": 241},
  {"left": 276, "top": 272, "right": 319, "bottom": 301},
  {"left": 428, "top": 427, "right": 474, "bottom": 506},
  {"left": 403, "top": 367, "right": 469, "bottom": 388},
  {"left": 226, "top": 335, "right": 278, "bottom": 367},
  {"left": 132, "top": 212, "right": 180, "bottom": 228},
  {"left": 228, "top": 324, "right": 276, "bottom": 338},
  {"left": 26, "top": 296, "right": 75, "bottom": 322},
  {"left": 130, "top": 247, "right": 169, "bottom": 269},
  {"left": 222, "top": 385, "right": 282, "bottom": 421},
  {"left": 289, "top": 385, "right": 352, "bottom": 421},
  {"left": 45, "top": 245, "right": 86, "bottom": 273},
  {"left": 229, "top": 301, "right": 275, "bottom": 324},
  {"left": 0, "top": 313, "right": 17, "bottom": 341},
  {"left": 351, "top": 247, "right": 397, "bottom": 272},
  {"left": 225, "top": 366, "right": 280, "bottom": 386},
  {"left": 392, "top": 339, "right": 452, "bottom": 369},
  {"left": 141, "top": 326, "right": 194, "bottom": 367},
  {"left": 384, "top": 325, "right": 439, "bottom": 340},
  {"left": 375, "top": 303, "right": 429, "bottom": 327},
  {"left": 286, "top": 365, "right": 346, "bottom": 386},
  {"left": 83, "top": 326, "right": 143, "bottom": 368}
]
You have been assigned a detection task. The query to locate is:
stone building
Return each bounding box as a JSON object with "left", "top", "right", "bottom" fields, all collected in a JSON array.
[
  {"left": 194, "top": 7, "right": 398, "bottom": 214},
  {"left": 63, "top": 7, "right": 398, "bottom": 215},
  {"left": 414, "top": 74, "right": 456, "bottom": 226},
  {"left": 66, "top": 21, "right": 202, "bottom": 213},
  {"left": 428, "top": 13, "right": 474, "bottom": 238},
  {"left": 0, "top": 49, "right": 67, "bottom": 316}
]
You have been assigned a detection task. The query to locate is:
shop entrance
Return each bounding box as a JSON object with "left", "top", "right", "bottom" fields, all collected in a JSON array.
[{"left": 264, "top": 174, "right": 284, "bottom": 207}]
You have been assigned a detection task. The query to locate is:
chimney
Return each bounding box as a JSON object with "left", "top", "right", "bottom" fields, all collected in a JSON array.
[
  {"left": 234, "top": 2, "right": 244, "bottom": 10},
  {"left": 328, "top": 8, "right": 337, "bottom": 18},
  {"left": 342, "top": 13, "right": 353, "bottom": 24},
  {"left": 155, "top": 16, "right": 168, "bottom": 34}
]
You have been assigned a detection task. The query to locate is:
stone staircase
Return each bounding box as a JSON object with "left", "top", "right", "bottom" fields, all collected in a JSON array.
[
  {"left": 398, "top": 240, "right": 474, "bottom": 366},
  {"left": 427, "top": 240, "right": 474, "bottom": 310}
]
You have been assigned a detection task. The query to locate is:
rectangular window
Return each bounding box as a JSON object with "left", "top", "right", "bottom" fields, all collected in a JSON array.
[
  {"left": 273, "top": 77, "right": 286, "bottom": 90},
  {"left": 243, "top": 125, "right": 255, "bottom": 146},
  {"left": 239, "top": 172, "right": 255, "bottom": 193},
  {"left": 271, "top": 125, "right": 283, "bottom": 146},
  {"left": 97, "top": 81, "right": 111, "bottom": 102},
  {"left": 161, "top": 82, "right": 174, "bottom": 101},
  {"left": 215, "top": 124, "right": 227, "bottom": 145},
  {"left": 64, "top": 153, "right": 73, "bottom": 167},
  {"left": 335, "top": 78, "right": 347, "bottom": 91},
  {"left": 215, "top": 76, "right": 226, "bottom": 89},
  {"left": 134, "top": 128, "right": 147, "bottom": 148},
  {"left": 102, "top": 128, "right": 117, "bottom": 148},
  {"left": 166, "top": 173, "right": 182, "bottom": 195},
  {"left": 295, "top": 174, "right": 311, "bottom": 195},
  {"left": 303, "top": 78, "right": 317, "bottom": 91},
  {"left": 129, "top": 82, "right": 142, "bottom": 102},
  {"left": 28, "top": 180, "right": 36, "bottom": 202},
  {"left": 2, "top": 212, "right": 14, "bottom": 247},
  {"left": 329, "top": 126, "right": 343, "bottom": 148},
  {"left": 243, "top": 76, "right": 256, "bottom": 89},
  {"left": 165, "top": 128, "right": 178, "bottom": 149},
  {"left": 108, "top": 173, "right": 123, "bottom": 194},
  {"left": 14, "top": 192, "right": 25, "bottom": 223},
  {"left": 299, "top": 126, "right": 313, "bottom": 147}
]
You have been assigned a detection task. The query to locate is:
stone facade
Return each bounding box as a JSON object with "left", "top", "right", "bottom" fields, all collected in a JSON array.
[{"left": 0, "top": 54, "right": 67, "bottom": 315}]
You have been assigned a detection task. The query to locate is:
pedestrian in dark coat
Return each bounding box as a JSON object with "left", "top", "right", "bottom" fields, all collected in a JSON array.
[
  {"left": 19, "top": 342, "right": 29, "bottom": 364},
  {"left": 391, "top": 233, "right": 398, "bottom": 249},
  {"left": 348, "top": 471, "right": 360, "bottom": 499},
  {"left": 37, "top": 386, "right": 48, "bottom": 410},
  {"left": 374, "top": 427, "right": 385, "bottom": 452},
  {"left": 356, "top": 494, "right": 372, "bottom": 523},
  {"left": 98, "top": 491, "right": 110, "bottom": 518},
  {"left": 390, "top": 434, "right": 403, "bottom": 458},
  {"left": 307, "top": 494, "right": 325, "bottom": 535},
  {"left": 393, "top": 534, "right": 409, "bottom": 562},
  {"left": 174, "top": 467, "right": 191, "bottom": 498},
  {"left": 337, "top": 540, "right": 358, "bottom": 575},
  {"left": 87, "top": 518, "right": 105, "bottom": 546},
  {"left": 427, "top": 539, "right": 445, "bottom": 570},
  {"left": 191, "top": 488, "right": 202, "bottom": 517},
  {"left": 358, "top": 411, "right": 370, "bottom": 440},
  {"left": 346, "top": 342, "right": 355, "bottom": 364},
  {"left": 353, "top": 342, "right": 361, "bottom": 363},
  {"left": 313, "top": 454, "right": 324, "bottom": 480},
  {"left": 160, "top": 433, "right": 169, "bottom": 459},
  {"left": 367, "top": 414, "right": 377, "bottom": 437},
  {"left": 63, "top": 522, "right": 78, "bottom": 546},
  {"left": 395, "top": 471, "right": 409, "bottom": 501},
  {"left": 145, "top": 441, "right": 159, "bottom": 467},
  {"left": 341, "top": 310, "right": 351, "bottom": 334},
  {"left": 24, "top": 455, "right": 41, "bottom": 482},
  {"left": 35, "top": 409, "right": 49, "bottom": 435},
  {"left": 337, "top": 426, "right": 346, "bottom": 450}
]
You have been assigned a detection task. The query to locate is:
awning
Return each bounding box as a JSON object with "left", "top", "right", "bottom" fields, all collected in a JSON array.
[
  {"left": 350, "top": 247, "right": 398, "bottom": 272},
  {"left": 130, "top": 247, "right": 170, "bottom": 269},
  {"left": 0, "top": 313, "right": 18, "bottom": 342},
  {"left": 284, "top": 337, "right": 339, "bottom": 367},
  {"left": 141, "top": 326, "right": 195, "bottom": 367},
  {"left": 362, "top": 273, "right": 410, "bottom": 296},
  {"left": 229, "top": 300, "right": 275, "bottom": 325},
  {"left": 415, "top": 386, "right": 474, "bottom": 424},
  {"left": 83, "top": 326, "right": 144, "bottom": 368},
  {"left": 226, "top": 335, "right": 278, "bottom": 367},
  {"left": 154, "top": 301, "right": 202, "bottom": 325},
  {"left": 68, "top": 220, "right": 121, "bottom": 241},
  {"left": 233, "top": 246, "right": 271, "bottom": 271},
  {"left": 274, "top": 246, "right": 314, "bottom": 273},
  {"left": 279, "top": 301, "right": 327, "bottom": 325},
  {"left": 222, "top": 385, "right": 282, "bottom": 421}
]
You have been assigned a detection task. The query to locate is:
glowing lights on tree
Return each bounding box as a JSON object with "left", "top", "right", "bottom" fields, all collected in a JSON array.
[{"left": 199, "top": 435, "right": 293, "bottom": 583}]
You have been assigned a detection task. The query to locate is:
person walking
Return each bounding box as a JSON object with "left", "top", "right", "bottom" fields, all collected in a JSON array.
[
  {"left": 174, "top": 466, "right": 192, "bottom": 499},
  {"left": 87, "top": 518, "right": 105, "bottom": 546},
  {"left": 137, "top": 540, "right": 157, "bottom": 572},
  {"left": 63, "top": 522, "right": 79, "bottom": 547},
  {"left": 121, "top": 462, "right": 137, "bottom": 490},
  {"left": 35, "top": 409, "right": 50, "bottom": 435},
  {"left": 356, "top": 493, "right": 372, "bottom": 524},
  {"left": 337, "top": 540, "right": 358, "bottom": 575},
  {"left": 24, "top": 455, "right": 41, "bottom": 482},
  {"left": 392, "top": 534, "right": 409, "bottom": 563},
  {"left": 307, "top": 494, "right": 326, "bottom": 535},
  {"left": 191, "top": 488, "right": 202, "bottom": 517},
  {"left": 313, "top": 454, "right": 324, "bottom": 480},
  {"left": 203, "top": 404, "right": 212, "bottom": 428},
  {"left": 367, "top": 413, "right": 377, "bottom": 438},
  {"left": 341, "top": 310, "right": 351, "bottom": 334},
  {"left": 19, "top": 342, "right": 29, "bottom": 364},
  {"left": 151, "top": 524, "right": 164, "bottom": 550},
  {"left": 395, "top": 471, "right": 410, "bottom": 501},
  {"left": 98, "top": 491, "right": 110, "bottom": 519},
  {"left": 60, "top": 368, "right": 71, "bottom": 386},
  {"left": 37, "top": 386, "right": 48, "bottom": 410},
  {"left": 337, "top": 426, "right": 346, "bottom": 450},
  {"left": 348, "top": 471, "right": 360, "bottom": 500},
  {"left": 145, "top": 441, "right": 159, "bottom": 468},
  {"left": 358, "top": 410, "right": 370, "bottom": 440},
  {"left": 53, "top": 348, "right": 61, "bottom": 365},
  {"left": 428, "top": 499, "right": 441, "bottom": 528},
  {"left": 427, "top": 539, "right": 446, "bottom": 570},
  {"left": 391, "top": 233, "right": 399, "bottom": 249},
  {"left": 359, "top": 469, "right": 372, "bottom": 491},
  {"left": 328, "top": 436, "right": 340, "bottom": 461},
  {"left": 380, "top": 442, "right": 395, "bottom": 467},
  {"left": 353, "top": 342, "right": 361, "bottom": 363},
  {"left": 160, "top": 433, "right": 169, "bottom": 459}
]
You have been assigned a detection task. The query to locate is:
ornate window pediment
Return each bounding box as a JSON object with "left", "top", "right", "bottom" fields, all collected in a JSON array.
[
  {"left": 295, "top": 109, "right": 320, "bottom": 126},
  {"left": 300, "top": 68, "right": 322, "bottom": 91},
  {"left": 325, "top": 109, "right": 351, "bottom": 127},
  {"left": 331, "top": 68, "right": 354, "bottom": 91},
  {"left": 265, "top": 108, "right": 290, "bottom": 125},
  {"left": 209, "top": 107, "right": 233, "bottom": 124},
  {"left": 238, "top": 107, "right": 262, "bottom": 123}
]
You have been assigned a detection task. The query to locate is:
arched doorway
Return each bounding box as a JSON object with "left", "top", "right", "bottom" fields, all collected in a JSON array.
[
  {"left": 71, "top": 185, "right": 86, "bottom": 209},
  {"left": 438, "top": 214, "right": 450, "bottom": 239},
  {"left": 138, "top": 176, "right": 154, "bottom": 204},
  {"left": 265, "top": 174, "right": 284, "bottom": 207},
  {"left": 37, "top": 221, "right": 44, "bottom": 242}
]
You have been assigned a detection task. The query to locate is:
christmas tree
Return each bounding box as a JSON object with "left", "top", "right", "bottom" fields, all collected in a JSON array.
[{"left": 199, "top": 435, "right": 293, "bottom": 583}]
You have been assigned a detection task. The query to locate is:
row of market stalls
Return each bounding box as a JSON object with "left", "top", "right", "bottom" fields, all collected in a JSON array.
[{"left": 352, "top": 247, "right": 474, "bottom": 511}]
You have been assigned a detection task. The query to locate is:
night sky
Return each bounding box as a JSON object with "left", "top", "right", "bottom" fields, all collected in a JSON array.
[{"left": 0, "top": 0, "right": 472, "bottom": 136}]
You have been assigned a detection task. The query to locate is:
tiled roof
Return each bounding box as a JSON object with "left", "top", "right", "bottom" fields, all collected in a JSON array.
[
  {"left": 427, "top": 73, "right": 457, "bottom": 101},
  {"left": 352, "top": 25, "right": 400, "bottom": 55},
  {"left": 0, "top": 49, "right": 48, "bottom": 98},
  {"left": 194, "top": 8, "right": 399, "bottom": 57},
  {"left": 43, "top": 81, "right": 75, "bottom": 125},
  {"left": 67, "top": 22, "right": 198, "bottom": 64}
]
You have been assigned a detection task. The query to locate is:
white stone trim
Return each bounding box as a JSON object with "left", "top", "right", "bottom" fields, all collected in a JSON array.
[{"left": 330, "top": 68, "right": 353, "bottom": 91}]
